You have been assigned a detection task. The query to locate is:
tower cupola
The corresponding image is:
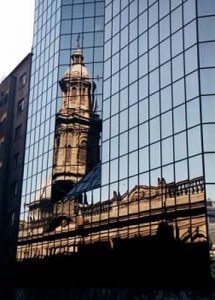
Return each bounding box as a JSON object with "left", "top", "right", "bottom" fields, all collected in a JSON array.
[{"left": 64, "top": 48, "right": 90, "bottom": 80}]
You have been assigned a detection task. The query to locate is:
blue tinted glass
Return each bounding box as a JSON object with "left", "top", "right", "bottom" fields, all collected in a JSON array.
[
  {"left": 197, "top": 0, "right": 215, "bottom": 16},
  {"left": 202, "top": 96, "right": 215, "bottom": 122},
  {"left": 201, "top": 69, "right": 215, "bottom": 94},
  {"left": 199, "top": 17, "right": 215, "bottom": 42},
  {"left": 200, "top": 42, "right": 215, "bottom": 67}
]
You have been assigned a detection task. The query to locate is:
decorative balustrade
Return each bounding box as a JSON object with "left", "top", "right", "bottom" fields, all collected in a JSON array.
[{"left": 165, "top": 177, "right": 204, "bottom": 198}]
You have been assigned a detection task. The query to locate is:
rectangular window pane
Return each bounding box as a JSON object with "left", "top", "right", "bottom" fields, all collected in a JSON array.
[
  {"left": 198, "top": 17, "right": 215, "bottom": 42},
  {"left": 201, "top": 69, "right": 215, "bottom": 94},
  {"left": 200, "top": 42, "right": 215, "bottom": 67},
  {"left": 197, "top": 0, "right": 215, "bottom": 16}
]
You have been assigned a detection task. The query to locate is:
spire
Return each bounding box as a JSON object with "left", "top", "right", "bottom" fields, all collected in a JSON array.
[
  {"left": 63, "top": 35, "right": 90, "bottom": 80},
  {"left": 76, "top": 34, "right": 80, "bottom": 48},
  {"left": 71, "top": 48, "right": 83, "bottom": 64},
  {"left": 71, "top": 34, "right": 83, "bottom": 65}
]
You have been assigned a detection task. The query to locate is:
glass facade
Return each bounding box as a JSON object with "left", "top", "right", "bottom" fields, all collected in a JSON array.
[
  {"left": 19, "top": 0, "right": 104, "bottom": 240},
  {"left": 21, "top": 0, "right": 61, "bottom": 224},
  {"left": 103, "top": 0, "right": 196, "bottom": 197},
  {"left": 100, "top": 0, "right": 215, "bottom": 280},
  {"left": 17, "top": 0, "right": 215, "bottom": 284},
  {"left": 101, "top": 0, "right": 215, "bottom": 244}
]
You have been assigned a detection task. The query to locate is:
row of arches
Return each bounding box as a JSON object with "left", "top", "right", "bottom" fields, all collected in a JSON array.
[{"left": 71, "top": 86, "right": 87, "bottom": 96}]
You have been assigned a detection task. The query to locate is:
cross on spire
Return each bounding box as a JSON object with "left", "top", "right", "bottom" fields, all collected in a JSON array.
[{"left": 76, "top": 34, "right": 81, "bottom": 48}]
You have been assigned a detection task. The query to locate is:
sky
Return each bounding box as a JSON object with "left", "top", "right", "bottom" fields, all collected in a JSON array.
[{"left": 0, "top": 0, "right": 35, "bottom": 81}]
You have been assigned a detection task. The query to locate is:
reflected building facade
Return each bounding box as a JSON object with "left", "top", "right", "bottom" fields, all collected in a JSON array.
[
  {"left": 17, "top": 0, "right": 215, "bottom": 285},
  {"left": 95, "top": 0, "right": 215, "bottom": 280},
  {"left": 17, "top": 176, "right": 207, "bottom": 258},
  {"left": 101, "top": 0, "right": 215, "bottom": 276},
  {"left": 52, "top": 47, "right": 101, "bottom": 201},
  {"left": 20, "top": 0, "right": 104, "bottom": 222}
]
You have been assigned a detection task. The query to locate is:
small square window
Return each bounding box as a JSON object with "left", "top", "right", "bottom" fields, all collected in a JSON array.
[
  {"left": 11, "top": 181, "right": 18, "bottom": 196},
  {"left": 0, "top": 92, "right": 8, "bottom": 107},
  {"left": 17, "top": 99, "right": 24, "bottom": 113},
  {"left": 0, "top": 137, "right": 4, "bottom": 151},
  {"left": 15, "top": 125, "right": 22, "bottom": 140},
  {"left": 13, "top": 153, "right": 19, "bottom": 167},
  {"left": 8, "top": 211, "right": 16, "bottom": 227},
  {"left": 19, "top": 73, "right": 26, "bottom": 88}
]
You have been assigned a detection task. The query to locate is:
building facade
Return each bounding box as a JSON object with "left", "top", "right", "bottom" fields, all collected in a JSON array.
[
  {"left": 17, "top": 0, "right": 215, "bottom": 286},
  {"left": 0, "top": 53, "right": 32, "bottom": 285},
  {"left": 101, "top": 0, "right": 215, "bottom": 275},
  {"left": 19, "top": 0, "right": 104, "bottom": 217}
]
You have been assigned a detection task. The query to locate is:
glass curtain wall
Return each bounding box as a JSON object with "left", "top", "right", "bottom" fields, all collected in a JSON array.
[
  {"left": 17, "top": 0, "right": 215, "bottom": 282},
  {"left": 101, "top": 0, "right": 211, "bottom": 268},
  {"left": 197, "top": 0, "right": 215, "bottom": 269},
  {"left": 18, "top": 0, "right": 104, "bottom": 259},
  {"left": 20, "top": 0, "right": 62, "bottom": 226}
]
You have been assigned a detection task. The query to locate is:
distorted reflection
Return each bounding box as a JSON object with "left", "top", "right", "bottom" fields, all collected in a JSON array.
[
  {"left": 17, "top": 175, "right": 207, "bottom": 260},
  {"left": 19, "top": 46, "right": 102, "bottom": 241},
  {"left": 52, "top": 47, "right": 101, "bottom": 201}
]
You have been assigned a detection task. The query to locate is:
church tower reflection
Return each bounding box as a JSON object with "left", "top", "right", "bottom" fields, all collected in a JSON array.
[{"left": 52, "top": 47, "right": 101, "bottom": 201}]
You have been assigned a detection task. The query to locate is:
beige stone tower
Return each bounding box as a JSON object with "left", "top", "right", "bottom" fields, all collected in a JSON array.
[{"left": 52, "top": 48, "right": 101, "bottom": 201}]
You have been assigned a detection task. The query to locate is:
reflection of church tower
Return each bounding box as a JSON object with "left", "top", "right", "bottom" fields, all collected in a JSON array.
[{"left": 52, "top": 47, "right": 101, "bottom": 201}]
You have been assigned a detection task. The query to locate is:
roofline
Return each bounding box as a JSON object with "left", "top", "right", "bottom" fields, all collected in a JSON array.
[{"left": 0, "top": 52, "right": 33, "bottom": 85}]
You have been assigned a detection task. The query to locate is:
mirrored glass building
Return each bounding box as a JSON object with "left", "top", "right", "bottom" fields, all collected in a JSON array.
[
  {"left": 17, "top": 0, "right": 215, "bottom": 286},
  {"left": 19, "top": 0, "right": 104, "bottom": 237}
]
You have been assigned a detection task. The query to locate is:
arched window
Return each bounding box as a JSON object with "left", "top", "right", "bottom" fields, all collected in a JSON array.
[
  {"left": 65, "top": 145, "right": 71, "bottom": 162},
  {"left": 72, "top": 87, "right": 76, "bottom": 97},
  {"left": 78, "top": 140, "right": 87, "bottom": 164},
  {"left": 81, "top": 87, "right": 86, "bottom": 104}
]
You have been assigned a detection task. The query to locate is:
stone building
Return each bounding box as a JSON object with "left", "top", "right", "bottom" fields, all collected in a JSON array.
[{"left": 0, "top": 53, "right": 32, "bottom": 286}]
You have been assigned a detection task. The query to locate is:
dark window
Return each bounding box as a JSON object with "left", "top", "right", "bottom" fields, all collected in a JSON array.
[
  {"left": 0, "top": 92, "right": 8, "bottom": 107},
  {"left": 19, "top": 73, "right": 27, "bottom": 88},
  {"left": 11, "top": 181, "right": 18, "bottom": 196},
  {"left": 8, "top": 211, "right": 15, "bottom": 227},
  {"left": 17, "top": 99, "right": 24, "bottom": 113},
  {"left": 13, "top": 152, "right": 19, "bottom": 167},
  {"left": 15, "top": 125, "right": 22, "bottom": 140},
  {"left": 78, "top": 141, "right": 87, "bottom": 164},
  {"left": 65, "top": 145, "right": 71, "bottom": 162},
  {"left": 0, "top": 137, "right": 4, "bottom": 151},
  {"left": 72, "top": 87, "right": 76, "bottom": 96}
]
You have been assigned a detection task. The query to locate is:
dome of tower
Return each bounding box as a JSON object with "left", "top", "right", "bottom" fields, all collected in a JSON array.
[{"left": 64, "top": 48, "right": 90, "bottom": 80}]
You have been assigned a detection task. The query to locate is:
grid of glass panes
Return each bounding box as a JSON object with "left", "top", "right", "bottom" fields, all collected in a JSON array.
[
  {"left": 19, "top": 0, "right": 104, "bottom": 241},
  {"left": 55, "top": 0, "right": 105, "bottom": 199},
  {"left": 59, "top": 0, "right": 104, "bottom": 114},
  {"left": 21, "top": 0, "right": 61, "bottom": 224},
  {"left": 101, "top": 0, "right": 211, "bottom": 238},
  {"left": 54, "top": 0, "right": 104, "bottom": 210},
  {"left": 197, "top": 0, "right": 215, "bottom": 246}
]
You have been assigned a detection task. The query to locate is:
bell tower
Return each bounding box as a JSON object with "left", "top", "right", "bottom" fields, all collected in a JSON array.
[
  {"left": 52, "top": 46, "right": 101, "bottom": 201},
  {"left": 60, "top": 48, "right": 91, "bottom": 119}
]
